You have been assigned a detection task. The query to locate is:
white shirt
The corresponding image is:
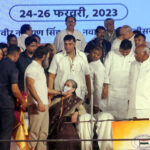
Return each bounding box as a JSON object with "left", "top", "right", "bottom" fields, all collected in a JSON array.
[
  {"left": 17, "top": 34, "right": 28, "bottom": 51},
  {"left": 48, "top": 48, "right": 90, "bottom": 99},
  {"left": 54, "top": 29, "right": 86, "bottom": 52},
  {"left": 128, "top": 57, "right": 150, "bottom": 118},
  {"left": 104, "top": 49, "right": 135, "bottom": 119},
  {"left": 89, "top": 60, "right": 105, "bottom": 108},
  {"left": 25, "top": 60, "right": 48, "bottom": 105},
  {"left": 111, "top": 38, "right": 122, "bottom": 51},
  {"left": 104, "top": 49, "right": 135, "bottom": 87}
]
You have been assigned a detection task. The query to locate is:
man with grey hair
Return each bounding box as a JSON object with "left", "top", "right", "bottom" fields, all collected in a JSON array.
[
  {"left": 120, "top": 25, "right": 135, "bottom": 51},
  {"left": 104, "top": 18, "right": 116, "bottom": 43},
  {"left": 128, "top": 45, "right": 150, "bottom": 119}
]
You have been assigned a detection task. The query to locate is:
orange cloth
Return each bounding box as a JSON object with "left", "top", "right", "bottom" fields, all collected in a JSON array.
[
  {"left": 12, "top": 92, "right": 31, "bottom": 150},
  {"left": 12, "top": 111, "right": 31, "bottom": 150}
]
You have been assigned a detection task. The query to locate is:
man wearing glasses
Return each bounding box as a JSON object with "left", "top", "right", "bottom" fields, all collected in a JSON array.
[{"left": 54, "top": 16, "right": 86, "bottom": 52}]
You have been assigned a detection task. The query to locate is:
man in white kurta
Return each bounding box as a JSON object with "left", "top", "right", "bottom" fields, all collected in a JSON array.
[
  {"left": 49, "top": 35, "right": 91, "bottom": 101},
  {"left": 90, "top": 59, "right": 114, "bottom": 150},
  {"left": 88, "top": 47, "right": 114, "bottom": 150},
  {"left": 128, "top": 45, "right": 150, "bottom": 119},
  {"left": 88, "top": 46, "right": 106, "bottom": 111},
  {"left": 49, "top": 35, "right": 92, "bottom": 150},
  {"left": 90, "top": 60, "right": 105, "bottom": 109},
  {"left": 102, "top": 39, "right": 135, "bottom": 119},
  {"left": 54, "top": 16, "right": 86, "bottom": 52}
]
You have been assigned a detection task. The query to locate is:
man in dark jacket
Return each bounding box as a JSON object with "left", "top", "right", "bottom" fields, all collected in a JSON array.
[{"left": 84, "top": 26, "right": 111, "bottom": 63}]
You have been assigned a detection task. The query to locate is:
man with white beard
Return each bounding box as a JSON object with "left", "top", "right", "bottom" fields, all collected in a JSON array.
[
  {"left": 102, "top": 39, "right": 135, "bottom": 119},
  {"left": 128, "top": 45, "right": 150, "bottom": 119}
]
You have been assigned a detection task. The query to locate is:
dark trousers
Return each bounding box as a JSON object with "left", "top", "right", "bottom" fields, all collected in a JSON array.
[{"left": 0, "top": 108, "right": 15, "bottom": 150}]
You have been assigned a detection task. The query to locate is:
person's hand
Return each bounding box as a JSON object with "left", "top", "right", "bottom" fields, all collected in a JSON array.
[
  {"left": 71, "top": 112, "right": 78, "bottom": 123},
  {"left": 102, "top": 85, "right": 108, "bottom": 99},
  {"left": 37, "top": 102, "right": 46, "bottom": 112},
  {"left": 20, "top": 100, "right": 28, "bottom": 111}
]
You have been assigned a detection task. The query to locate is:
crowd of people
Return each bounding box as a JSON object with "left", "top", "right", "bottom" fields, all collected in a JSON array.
[{"left": 0, "top": 16, "right": 150, "bottom": 150}]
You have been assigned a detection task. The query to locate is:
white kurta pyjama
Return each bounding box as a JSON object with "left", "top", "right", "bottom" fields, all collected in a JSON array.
[
  {"left": 48, "top": 48, "right": 90, "bottom": 100},
  {"left": 89, "top": 60, "right": 107, "bottom": 111},
  {"left": 128, "top": 57, "right": 150, "bottom": 119},
  {"left": 104, "top": 49, "right": 135, "bottom": 119}
]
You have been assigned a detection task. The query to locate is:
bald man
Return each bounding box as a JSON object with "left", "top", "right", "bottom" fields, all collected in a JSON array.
[
  {"left": 128, "top": 45, "right": 150, "bottom": 119},
  {"left": 120, "top": 25, "right": 135, "bottom": 52}
]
